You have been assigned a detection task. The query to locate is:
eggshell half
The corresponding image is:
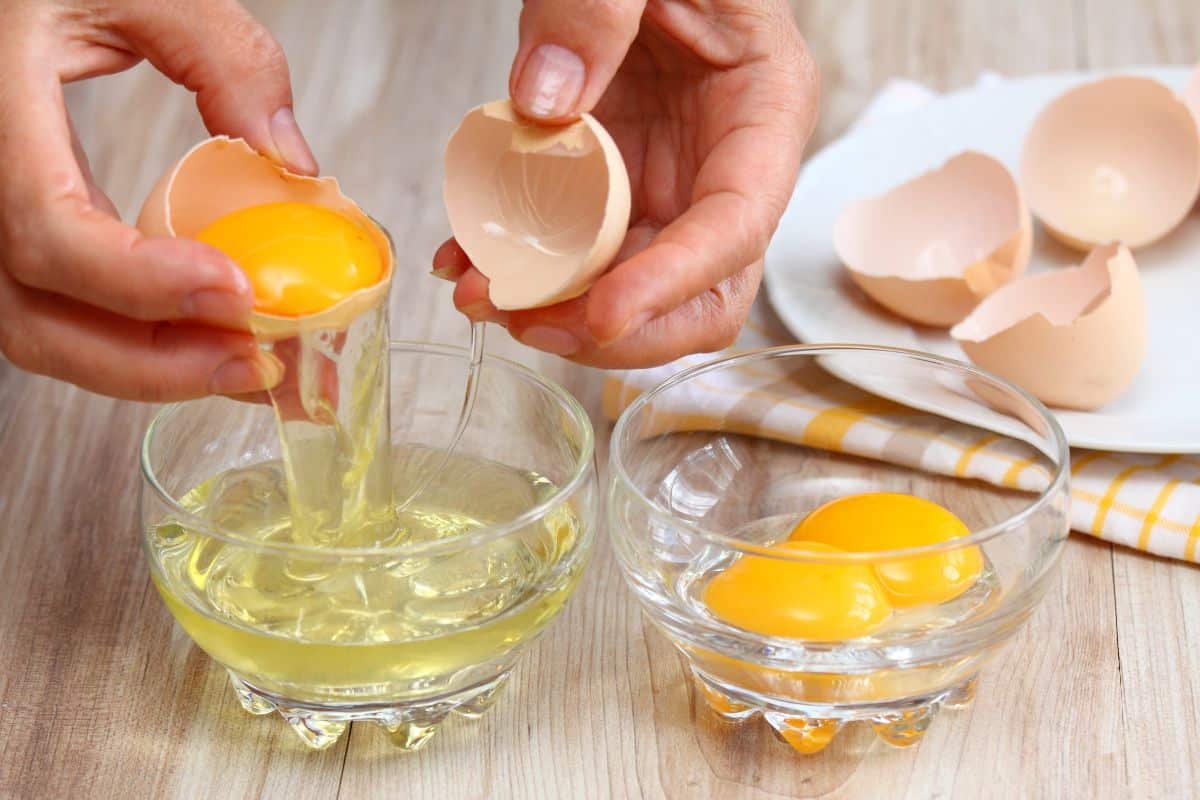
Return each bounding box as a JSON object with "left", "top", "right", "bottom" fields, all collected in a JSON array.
[
  {"left": 1020, "top": 76, "right": 1200, "bottom": 251},
  {"left": 950, "top": 243, "right": 1146, "bottom": 411},
  {"left": 443, "top": 100, "right": 631, "bottom": 310},
  {"left": 1186, "top": 67, "right": 1200, "bottom": 126},
  {"left": 833, "top": 152, "right": 1032, "bottom": 328},
  {"left": 137, "top": 137, "right": 393, "bottom": 340}
]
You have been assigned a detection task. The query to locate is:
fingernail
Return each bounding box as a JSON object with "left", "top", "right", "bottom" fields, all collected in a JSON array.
[
  {"left": 209, "top": 352, "right": 284, "bottom": 395},
  {"left": 514, "top": 44, "right": 586, "bottom": 119},
  {"left": 181, "top": 289, "right": 253, "bottom": 328},
  {"left": 431, "top": 266, "right": 458, "bottom": 282},
  {"left": 602, "top": 310, "right": 654, "bottom": 347},
  {"left": 518, "top": 326, "right": 580, "bottom": 356},
  {"left": 269, "top": 107, "right": 319, "bottom": 175}
]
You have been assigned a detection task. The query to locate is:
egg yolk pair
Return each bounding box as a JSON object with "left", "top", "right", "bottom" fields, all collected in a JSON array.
[
  {"left": 703, "top": 493, "right": 983, "bottom": 641},
  {"left": 196, "top": 201, "right": 383, "bottom": 317}
]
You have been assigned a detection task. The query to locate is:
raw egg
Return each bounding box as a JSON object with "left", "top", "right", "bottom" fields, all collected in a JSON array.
[
  {"left": 951, "top": 242, "right": 1146, "bottom": 410},
  {"left": 195, "top": 201, "right": 383, "bottom": 318},
  {"left": 833, "top": 151, "right": 1031, "bottom": 327},
  {"left": 1020, "top": 76, "right": 1200, "bottom": 250},
  {"left": 137, "top": 137, "right": 392, "bottom": 339},
  {"left": 443, "top": 100, "right": 630, "bottom": 310},
  {"left": 703, "top": 541, "right": 891, "bottom": 641},
  {"left": 789, "top": 493, "right": 983, "bottom": 608}
]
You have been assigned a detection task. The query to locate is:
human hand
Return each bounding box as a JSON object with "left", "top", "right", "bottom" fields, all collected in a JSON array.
[
  {"left": 434, "top": 0, "right": 818, "bottom": 368},
  {"left": 0, "top": 0, "right": 317, "bottom": 400}
]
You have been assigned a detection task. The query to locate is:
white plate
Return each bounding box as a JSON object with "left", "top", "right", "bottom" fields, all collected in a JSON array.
[{"left": 764, "top": 67, "right": 1200, "bottom": 453}]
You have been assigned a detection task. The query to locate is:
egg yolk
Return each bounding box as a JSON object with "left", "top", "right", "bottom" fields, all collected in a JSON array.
[
  {"left": 196, "top": 201, "right": 383, "bottom": 317},
  {"left": 789, "top": 493, "right": 982, "bottom": 608},
  {"left": 703, "top": 541, "right": 891, "bottom": 641}
]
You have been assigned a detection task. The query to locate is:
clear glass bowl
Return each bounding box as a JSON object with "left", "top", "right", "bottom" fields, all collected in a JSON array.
[
  {"left": 608, "top": 345, "right": 1069, "bottom": 754},
  {"left": 140, "top": 342, "right": 597, "bottom": 750}
]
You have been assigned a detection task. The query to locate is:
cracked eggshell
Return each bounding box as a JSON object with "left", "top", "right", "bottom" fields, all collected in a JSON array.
[
  {"left": 834, "top": 151, "right": 1032, "bottom": 328},
  {"left": 443, "top": 99, "right": 631, "bottom": 310},
  {"left": 1186, "top": 66, "right": 1200, "bottom": 125},
  {"left": 950, "top": 243, "right": 1146, "bottom": 411},
  {"left": 1021, "top": 76, "right": 1200, "bottom": 251},
  {"left": 137, "top": 136, "right": 393, "bottom": 340}
]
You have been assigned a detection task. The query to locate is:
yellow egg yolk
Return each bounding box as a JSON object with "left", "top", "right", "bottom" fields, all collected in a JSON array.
[
  {"left": 703, "top": 541, "right": 891, "bottom": 641},
  {"left": 789, "top": 493, "right": 982, "bottom": 608},
  {"left": 196, "top": 201, "right": 383, "bottom": 317}
]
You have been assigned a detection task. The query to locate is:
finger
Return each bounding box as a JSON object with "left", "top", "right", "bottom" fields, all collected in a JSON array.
[
  {"left": 508, "top": 261, "right": 761, "bottom": 367},
  {"left": 0, "top": 280, "right": 282, "bottom": 402},
  {"left": 452, "top": 268, "right": 510, "bottom": 326},
  {"left": 431, "top": 237, "right": 471, "bottom": 282},
  {"left": 111, "top": 0, "right": 317, "bottom": 174},
  {"left": 0, "top": 59, "right": 254, "bottom": 327},
  {"left": 586, "top": 119, "right": 808, "bottom": 345},
  {"left": 586, "top": 37, "right": 817, "bottom": 344},
  {"left": 510, "top": 0, "right": 647, "bottom": 121}
]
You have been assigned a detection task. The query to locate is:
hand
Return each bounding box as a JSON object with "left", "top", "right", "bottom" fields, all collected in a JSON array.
[
  {"left": 434, "top": 0, "right": 818, "bottom": 368},
  {"left": 0, "top": 0, "right": 316, "bottom": 401}
]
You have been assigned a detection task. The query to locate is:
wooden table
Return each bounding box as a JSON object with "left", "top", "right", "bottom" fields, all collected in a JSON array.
[{"left": 2, "top": 2, "right": 1198, "bottom": 797}]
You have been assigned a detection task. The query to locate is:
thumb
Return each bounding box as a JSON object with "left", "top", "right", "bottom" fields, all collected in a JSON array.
[
  {"left": 509, "top": 0, "right": 647, "bottom": 122},
  {"left": 115, "top": 0, "right": 318, "bottom": 175}
]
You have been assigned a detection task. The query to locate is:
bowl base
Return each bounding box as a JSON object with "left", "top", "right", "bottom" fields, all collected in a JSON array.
[
  {"left": 692, "top": 667, "right": 979, "bottom": 756},
  {"left": 227, "top": 671, "right": 511, "bottom": 750}
]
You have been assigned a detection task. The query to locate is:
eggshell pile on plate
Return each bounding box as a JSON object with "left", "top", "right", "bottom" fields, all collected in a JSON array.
[
  {"left": 1020, "top": 76, "right": 1200, "bottom": 250},
  {"left": 137, "top": 137, "right": 393, "bottom": 340},
  {"left": 833, "top": 152, "right": 1032, "bottom": 327},
  {"left": 950, "top": 244, "right": 1146, "bottom": 411},
  {"left": 443, "top": 99, "right": 631, "bottom": 310},
  {"left": 831, "top": 68, "right": 1200, "bottom": 410}
]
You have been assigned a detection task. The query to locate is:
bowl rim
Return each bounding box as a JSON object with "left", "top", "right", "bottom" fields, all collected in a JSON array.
[
  {"left": 140, "top": 340, "right": 596, "bottom": 558},
  {"left": 608, "top": 343, "right": 1071, "bottom": 563}
]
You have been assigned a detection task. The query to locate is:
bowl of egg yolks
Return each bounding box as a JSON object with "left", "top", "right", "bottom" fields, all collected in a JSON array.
[{"left": 607, "top": 345, "right": 1070, "bottom": 755}]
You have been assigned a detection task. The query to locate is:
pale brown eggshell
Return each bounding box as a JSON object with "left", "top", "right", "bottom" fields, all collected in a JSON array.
[
  {"left": 1020, "top": 76, "right": 1200, "bottom": 251},
  {"left": 833, "top": 151, "right": 1032, "bottom": 328},
  {"left": 950, "top": 243, "right": 1146, "bottom": 411},
  {"left": 443, "top": 100, "right": 631, "bottom": 310},
  {"left": 1186, "top": 67, "right": 1200, "bottom": 126},
  {"left": 136, "top": 136, "right": 393, "bottom": 340}
]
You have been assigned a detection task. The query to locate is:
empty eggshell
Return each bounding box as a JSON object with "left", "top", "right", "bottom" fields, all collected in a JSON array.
[
  {"left": 443, "top": 100, "right": 631, "bottom": 310},
  {"left": 137, "top": 137, "right": 393, "bottom": 340},
  {"left": 1020, "top": 76, "right": 1200, "bottom": 251},
  {"left": 1186, "top": 67, "right": 1200, "bottom": 125},
  {"left": 950, "top": 243, "right": 1146, "bottom": 411},
  {"left": 833, "top": 151, "right": 1032, "bottom": 327}
]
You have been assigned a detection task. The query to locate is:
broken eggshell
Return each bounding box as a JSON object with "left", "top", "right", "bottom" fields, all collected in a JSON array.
[
  {"left": 1186, "top": 67, "right": 1200, "bottom": 125},
  {"left": 1021, "top": 76, "right": 1200, "bottom": 251},
  {"left": 950, "top": 243, "right": 1146, "bottom": 411},
  {"left": 833, "top": 151, "right": 1032, "bottom": 327},
  {"left": 442, "top": 99, "right": 631, "bottom": 310},
  {"left": 136, "top": 137, "right": 393, "bottom": 340}
]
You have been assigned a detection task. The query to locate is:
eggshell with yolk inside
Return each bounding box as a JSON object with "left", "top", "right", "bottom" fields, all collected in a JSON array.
[{"left": 136, "top": 137, "right": 393, "bottom": 340}]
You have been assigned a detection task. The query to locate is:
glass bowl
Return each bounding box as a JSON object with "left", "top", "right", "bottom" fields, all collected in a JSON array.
[
  {"left": 608, "top": 345, "right": 1069, "bottom": 754},
  {"left": 140, "top": 342, "right": 597, "bottom": 750}
]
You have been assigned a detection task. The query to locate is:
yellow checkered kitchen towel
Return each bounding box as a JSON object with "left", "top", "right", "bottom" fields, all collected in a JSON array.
[{"left": 603, "top": 299, "right": 1200, "bottom": 565}]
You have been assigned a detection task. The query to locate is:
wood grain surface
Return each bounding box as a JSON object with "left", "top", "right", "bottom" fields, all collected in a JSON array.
[{"left": 1, "top": 2, "right": 1198, "bottom": 798}]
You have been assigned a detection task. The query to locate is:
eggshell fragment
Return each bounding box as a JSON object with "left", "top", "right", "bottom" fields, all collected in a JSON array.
[
  {"left": 1020, "top": 76, "right": 1200, "bottom": 251},
  {"left": 950, "top": 243, "right": 1146, "bottom": 411},
  {"left": 1186, "top": 67, "right": 1200, "bottom": 126},
  {"left": 443, "top": 100, "right": 631, "bottom": 310},
  {"left": 137, "top": 137, "right": 392, "bottom": 340},
  {"left": 834, "top": 152, "right": 1032, "bottom": 327}
]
